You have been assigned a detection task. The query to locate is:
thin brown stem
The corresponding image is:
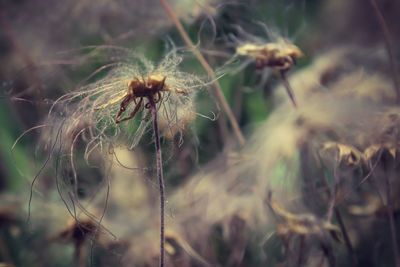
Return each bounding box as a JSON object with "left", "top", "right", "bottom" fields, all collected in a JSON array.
[
  {"left": 76, "top": 244, "right": 86, "bottom": 267},
  {"left": 159, "top": 0, "right": 246, "bottom": 146},
  {"left": 280, "top": 71, "right": 297, "bottom": 108},
  {"left": 369, "top": 0, "right": 400, "bottom": 103},
  {"left": 384, "top": 174, "right": 399, "bottom": 267},
  {"left": 334, "top": 208, "right": 357, "bottom": 267},
  {"left": 149, "top": 97, "right": 166, "bottom": 267},
  {"left": 297, "top": 236, "right": 305, "bottom": 267},
  {"left": 321, "top": 172, "right": 357, "bottom": 266}
]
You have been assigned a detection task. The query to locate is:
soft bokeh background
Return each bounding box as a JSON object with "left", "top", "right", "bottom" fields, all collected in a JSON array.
[{"left": 1, "top": 0, "right": 400, "bottom": 266}]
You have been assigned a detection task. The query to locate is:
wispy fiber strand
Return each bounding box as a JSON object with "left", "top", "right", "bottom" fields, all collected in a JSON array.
[{"left": 159, "top": 0, "right": 246, "bottom": 146}]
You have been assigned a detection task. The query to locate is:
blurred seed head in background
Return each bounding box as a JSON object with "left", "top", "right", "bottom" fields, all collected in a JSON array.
[{"left": 1, "top": 0, "right": 400, "bottom": 266}]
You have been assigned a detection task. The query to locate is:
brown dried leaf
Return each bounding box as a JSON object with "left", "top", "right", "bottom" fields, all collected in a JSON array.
[
  {"left": 322, "top": 142, "right": 362, "bottom": 166},
  {"left": 269, "top": 200, "right": 342, "bottom": 242},
  {"left": 363, "top": 143, "right": 398, "bottom": 162}
]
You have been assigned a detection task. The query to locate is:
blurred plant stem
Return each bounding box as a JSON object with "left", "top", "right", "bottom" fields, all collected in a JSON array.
[
  {"left": 334, "top": 208, "right": 357, "bottom": 267},
  {"left": 76, "top": 245, "right": 86, "bottom": 267},
  {"left": 149, "top": 97, "right": 165, "bottom": 267},
  {"left": 280, "top": 71, "right": 297, "bottom": 108},
  {"left": 384, "top": 174, "right": 399, "bottom": 267},
  {"left": 159, "top": 0, "right": 246, "bottom": 147},
  {"left": 369, "top": 0, "right": 400, "bottom": 104},
  {"left": 321, "top": 172, "right": 357, "bottom": 266}
]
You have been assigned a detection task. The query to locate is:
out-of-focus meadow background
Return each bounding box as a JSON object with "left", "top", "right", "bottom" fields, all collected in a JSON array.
[{"left": 1, "top": 0, "right": 400, "bottom": 266}]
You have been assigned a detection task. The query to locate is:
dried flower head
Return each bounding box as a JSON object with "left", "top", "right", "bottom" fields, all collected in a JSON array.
[
  {"left": 236, "top": 40, "right": 303, "bottom": 71},
  {"left": 228, "top": 24, "right": 303, "bottom": 107},
  {"left": 48, "top": 50, "right": 205, "bottom": 150},
  {"left": 230, "top": 24, "right": 304, "bottom": 73}
]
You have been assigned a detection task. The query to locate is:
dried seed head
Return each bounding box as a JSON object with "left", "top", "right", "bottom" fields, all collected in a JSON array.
[
  {"left": 236, "top": 40, "right": 304, "bottom": 71},
  {"left": 47, "top": 50, "right": 205, "bottom": 150},
  {"left": 229, "top": 24, "right": 303, "bottom": 73}
]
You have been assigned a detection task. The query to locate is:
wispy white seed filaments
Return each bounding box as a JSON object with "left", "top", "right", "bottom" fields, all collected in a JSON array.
[{"left": 48, "top": 50, "right": 205, "bottom": 151}]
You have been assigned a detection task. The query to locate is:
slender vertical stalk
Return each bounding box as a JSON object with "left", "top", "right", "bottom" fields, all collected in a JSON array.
[
  {"left": 334, "top": 208, "right": 357, "bottom": 267},
  {"left": 321, "top": 172, "right": 357, "bottom": 266},
  {"left": 280, "top": 71, "right": 297, "bottom": 108},
  {"left": 384, "top": 174, "right": 399, "bottom": 267},
  {"left": 149, "top": 97, "right": 165, "bottom": 267},
  {"left": 297, "top": 236, "right": 305, "bottom": 267},
  {"left": 369, "top": 0, "right": 400, "bottom": 103},
  {"left": 159, "top": 0, "right": 246, "bottom": 146},
  {"left": 76, "top": 245, "right": 86, "bottom": 267}
]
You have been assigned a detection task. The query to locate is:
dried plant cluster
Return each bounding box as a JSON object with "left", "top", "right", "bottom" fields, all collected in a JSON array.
[
  {"left": 236, "top": 39, "right": 303, "bottom": 72},
  {"left": 47, "top": 51, "right": 203, "bottom": 150},
  {"left": 228, "top": 25, "right": 304, "bottom": 107},
  {"left": 1, "top": 0, "right": 400, "bottom": 267}
]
